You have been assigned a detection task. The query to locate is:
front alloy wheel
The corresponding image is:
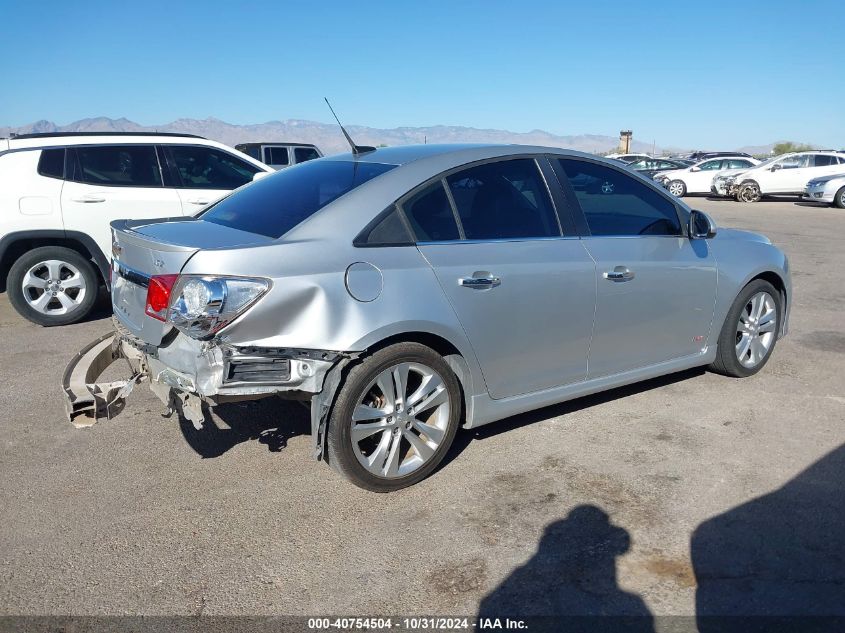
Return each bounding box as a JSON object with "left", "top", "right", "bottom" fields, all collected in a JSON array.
[
  {"left": 709, "top": 279, "right": 781, "bottom": 378},
  {"left": 667, "top": 180, "right": 686, "bottom": 197},
  {"left": 326, "top": 342, "right": 461, "bottom": 491},
  {"left": 735, "top": 291, "right": 778, "bottom": 369},
  {"left": 738, "top": 182, "right": 762, "bottom": 203}
]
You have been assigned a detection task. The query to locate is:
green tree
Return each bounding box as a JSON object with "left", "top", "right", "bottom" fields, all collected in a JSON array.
[{"left": 772, "top": 141, "right": 815, "bottom": 155}]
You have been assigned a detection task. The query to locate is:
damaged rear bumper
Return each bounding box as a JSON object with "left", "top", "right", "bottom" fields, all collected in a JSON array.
[{"left": 62, "top": 319, "right": 351, "bottom": 458}]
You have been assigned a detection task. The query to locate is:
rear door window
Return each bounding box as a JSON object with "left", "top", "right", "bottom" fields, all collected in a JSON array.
[
  {"left": 294, "top": 147, "right": 321, "bottom": 163},
  {"left": 72, "top": 145, "right": 161, "bottom": 187},
  {"left": 812, "top": 155, "right": 837, "bottom": 167},
  {"left": 445, "top": 158, "right": 559, "bottom": 240},
  {"left": 401, "top": 181, "right": 460, "bottom": 242},
  {"left": 557, "top": 158, "right": 682, "bottom": 237},
  {"left": 169, "top": 146, "right": 261, "bottom": 189},
  {"left": 264, "top": 146, "right": 290, "bottom": 166}
]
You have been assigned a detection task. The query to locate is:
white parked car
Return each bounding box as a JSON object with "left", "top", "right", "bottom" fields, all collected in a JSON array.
[
  {"left": 803, "top": 173, "right": 845, "bottom": 208},
  {"left": 655, "top": 156, "right": 760, "bottom": 197},
  {"left": 718, "top": 151, "right": 845, "bottom": 202},
  {"left": 0, "top": 132, "right": 273, "bottom": 326},
  {"left": 605, "top": 153, "right": 652, "bottom": 163}
]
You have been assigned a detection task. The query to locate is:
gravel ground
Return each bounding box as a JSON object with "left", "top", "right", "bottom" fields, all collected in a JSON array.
[{"left": 1, "top": 196, "right": 843, "bottom": 626}]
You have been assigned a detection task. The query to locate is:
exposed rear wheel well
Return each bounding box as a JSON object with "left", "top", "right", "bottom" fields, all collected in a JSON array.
[{"left": 363, "top": 331, "right": 470, "bottom": 420}]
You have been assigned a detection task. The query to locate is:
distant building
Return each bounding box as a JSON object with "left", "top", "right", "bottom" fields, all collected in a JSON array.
[{"left": 619, "top": 130, "right": 633, "bottom": 153}]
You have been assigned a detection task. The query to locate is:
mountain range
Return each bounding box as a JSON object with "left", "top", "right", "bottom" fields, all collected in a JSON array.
[{"left": 0, "top": 116, "right": 781, "bottom": 156}]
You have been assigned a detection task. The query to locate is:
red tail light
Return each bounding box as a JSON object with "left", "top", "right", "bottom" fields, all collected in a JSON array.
[{"left": 145, "top": 274, "right": 179, "bottom": 321}]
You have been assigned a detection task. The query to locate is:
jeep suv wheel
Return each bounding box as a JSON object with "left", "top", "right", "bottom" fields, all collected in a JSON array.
[{"left": 7, "top": 246, "right": 99, "bottom": 326}]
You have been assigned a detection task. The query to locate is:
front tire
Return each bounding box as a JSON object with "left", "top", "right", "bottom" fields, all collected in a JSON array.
[
  {"left": 737, "top": 181, "right": 762, "bottom": 203},
  {"left": 709, "top": 279, "right": 781, "bottom": 378},
  {"left": 834, "top": 186, "right": 845, "bottom": 209},
  {"left": 326, "top": 342, "right": 461, "bottom": 492},
  {"left": 667, "top": 180, "right": 687, "bottom": 197},
  {"left": 6, "top": 246, "right": 99, "bottom": 326}
]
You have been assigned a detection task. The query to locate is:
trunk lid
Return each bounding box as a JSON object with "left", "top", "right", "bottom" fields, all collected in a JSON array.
[{"left": 110, "top": 218, "right": 273, "bottom": 345}]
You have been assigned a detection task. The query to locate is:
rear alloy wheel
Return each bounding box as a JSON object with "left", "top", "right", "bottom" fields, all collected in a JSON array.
[
  {"left": 667, "top": 180, "right": 687, "bottom": 197},
  {"left": 326, "top": 342, "right": 461, "bottom": 491},
  {"left": 738, "top": 181, "right": 762, "bottom": 203},
  {"left": 709, "top": 279, "right": 781, "bottom": 377},
  {"left": 6, "top": 246, "right": 99, "bottom": 326},
  {"left": 834, "top": 186, "right": 845, "bottom": 209}
]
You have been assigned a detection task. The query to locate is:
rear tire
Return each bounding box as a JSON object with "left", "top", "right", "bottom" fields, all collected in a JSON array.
[
  {"left": 6, "top": 246, "right": 99, "bottom": 326},
  {"left": 326, "top": 342, "right": 461, "bottom": 492},
  {"left": 834, "top": 186, "right": 845, "bottom": 209},
  {"left": 709, "top": 279, "right": 781, "bottom": 378}
]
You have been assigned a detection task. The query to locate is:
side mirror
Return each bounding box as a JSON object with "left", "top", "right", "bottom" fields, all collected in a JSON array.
[
  {"left": 690, "top": 166, "right": 701, "bottom": 172},
  {"left": 690, "top": 210, "right": 717, "bottom": 239},
  {"left": 770, "top": 164, "right": 782, "bottom": 172},
  {"left": 252, "top": 171, "right": 272, "bottom": 182}
]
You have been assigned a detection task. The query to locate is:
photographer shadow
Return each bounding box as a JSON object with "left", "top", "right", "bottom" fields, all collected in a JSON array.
[{"left": 477, "top": 505, "right": 654, "bottom": 633}]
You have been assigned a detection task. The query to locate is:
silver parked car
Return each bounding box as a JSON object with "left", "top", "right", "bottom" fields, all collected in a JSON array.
[
  {"left": 65, "top": 145, "right": 791, "bottom": 491},
  {"left": 803, "top": 172, "right": 845, "bottom": 208}
]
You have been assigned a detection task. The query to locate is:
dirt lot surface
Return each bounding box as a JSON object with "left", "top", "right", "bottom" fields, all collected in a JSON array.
[{"left": 1, "top": 197, "right": 843, "bottom": 624}]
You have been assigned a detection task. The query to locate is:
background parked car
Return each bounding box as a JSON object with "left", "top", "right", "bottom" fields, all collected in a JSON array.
[
  {"left": 604, "top": 153, "right": 652, "bottom": 163},
  {"left": 722, "top": 151, "right": 845, "bottom": 202},
  {"left": 686, "top": 151, "right": 754, "bottom": 161},
  {"left": 803, "top": 173, "right": 845, "bottom": 208},
  {"left": 0, "top": 132, "right": 273, "bottom": 326},
  {"left": 627, "top": 157, "right": 694, "bottom": 179},
  {"left": 234, "top": 142, "right": 323, "bottom": 170},
  {"left": 655, "top": 156, "right": 760, "bottom": 197}
]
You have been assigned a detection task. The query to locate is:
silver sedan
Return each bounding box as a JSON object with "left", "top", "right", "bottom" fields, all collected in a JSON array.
[{"left": 67, "top": 144, "right": 791, "bottom": 491}]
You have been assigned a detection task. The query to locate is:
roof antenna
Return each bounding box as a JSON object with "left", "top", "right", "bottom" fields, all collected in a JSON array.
[{"left": 324, "top": 98, "right": 376, "bottom": 155}]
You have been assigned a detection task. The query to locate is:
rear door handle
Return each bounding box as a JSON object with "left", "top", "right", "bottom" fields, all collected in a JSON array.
[
  {"left": 186, "top": 198, "right": 210, "bottom": 205},
  {"left": 70, "top": 195, "right": 105, "bottom": 203},
  {"left": 603, "top": 266, "right": 635, "bottom": 282},
  {"left": 459, "top": 275, "right": 501, "bottom": 289}
]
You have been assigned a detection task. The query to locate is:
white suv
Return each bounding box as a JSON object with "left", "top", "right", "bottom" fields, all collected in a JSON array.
[
  {"left": 654, "top": 156, "right": 760, "bottom": 197},
  {"left": 0, "top": 132, "right": 272, "bottom": 326},
  {"left": 717, "top": 151, "right": 845, "bottom": 202}
]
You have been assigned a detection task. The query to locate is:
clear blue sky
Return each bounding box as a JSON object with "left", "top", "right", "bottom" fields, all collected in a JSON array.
[{"left": 1, "top": 0, "right": 843, "bottom": 149}]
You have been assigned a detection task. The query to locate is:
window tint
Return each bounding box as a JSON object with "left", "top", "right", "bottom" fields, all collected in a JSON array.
[
  {"left": 446, "top": 159, "right": 559, "bottom": 240},
  {"left": 557, "top": 159, "right": 682, "bottom": 237},
  {"left": 264, "top": 146, "right": 290, "bottom": 166},
  {"left": 241, "top": 145, "right": 261, "bottom": 160},
  {"left": 201, "top": 160, "right": 396, "bottom": 238},
  {"left": 401, "top": 182, "right": 460, "bottom": 242},
  {"left": 812, "top": 155, "right": 837, "bottom": 167},
  {"left": 355, "top": 206, "right": 413, "bottom": 246},
  {"left": 699, "top": 160, "right": 724, "bottom": 170},
  {"left": 73, "top": 145, "right": 161, "bottom": 187},
  {"left": 37, "top": 148, "right": 65, "bottom": 179},
  {"left": 726, "top": 159, "right": 753, "bottom": 169},
  {"left": 780, "top": 155, "right": 809, "bottom": 169},
  {"left": 170, "top": 146, "right": 260, "bottom": 189},
  {"left": 294, "top": 147, "right": 320, "bottom": 163}
]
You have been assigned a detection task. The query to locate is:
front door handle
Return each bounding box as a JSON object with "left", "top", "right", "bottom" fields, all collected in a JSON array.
[
  {"left": 186, "top": 198, "right": 210, "bottom": 205},
  {"left": 459, "top": 275, "right": 501, "bottom": 289},
  {"left": 70, "top": 195, "right": 105, "bottom": 203},
  {"left": 603, "top": 266, "right": 635, "bottom": 282}
]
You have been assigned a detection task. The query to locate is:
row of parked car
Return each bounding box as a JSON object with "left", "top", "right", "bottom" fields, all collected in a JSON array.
[{"left": 615, "top": 150, "right": 845, "bottom": 208}]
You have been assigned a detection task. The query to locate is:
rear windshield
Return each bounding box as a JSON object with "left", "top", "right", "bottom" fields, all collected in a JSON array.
[{"left": 200, "top": 160, "right": 397, "bottom": 238}]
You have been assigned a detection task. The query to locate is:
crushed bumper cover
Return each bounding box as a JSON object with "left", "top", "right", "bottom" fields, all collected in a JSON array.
[{"left": 62, "top": 321, "right": 351, "bottom": 458}]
